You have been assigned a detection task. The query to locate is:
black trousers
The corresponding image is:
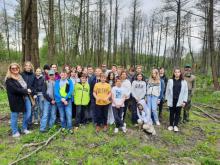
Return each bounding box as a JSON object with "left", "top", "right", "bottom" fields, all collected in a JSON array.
[
  {"left": 169, "top": 99, "right": 182, "bottom": 126},
  {"left": 158, "top": 99, "right": 164, "bottom": 118},
  {"left": 95, "top": 104, "right": 109, "bottom": 126}
]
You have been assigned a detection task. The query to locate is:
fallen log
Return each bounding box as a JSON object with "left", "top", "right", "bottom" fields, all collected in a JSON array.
[
  {"left": 192, "top": 105, "right": 220, "bottom": 123},
  {"left": 9, "top": 128, "right": 61, "bottom": 165}
]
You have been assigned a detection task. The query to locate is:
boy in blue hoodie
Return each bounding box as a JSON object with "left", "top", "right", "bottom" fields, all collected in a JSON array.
[{"left": 54, "top": 70, "right": 74, "bottom": 133}]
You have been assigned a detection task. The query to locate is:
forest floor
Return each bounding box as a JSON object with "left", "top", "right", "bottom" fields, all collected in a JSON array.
[{"left": 0, "top": 77, "right": 220, "bottom": 165}]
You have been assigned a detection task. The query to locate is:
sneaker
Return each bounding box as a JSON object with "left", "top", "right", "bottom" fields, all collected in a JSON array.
[
  {"left": 121, "top": 126, "right": 127, "bottom": 133},
  {"left": 23, "top": 129, "right": 32, "bottom": 135},
  {"left": 74, "top": 127, "right": 79, "bottom": 131},
  {"left": 114, "top": 128, "right": 119, "bottom": 133},
  {"left": 34, "top": 120, "right": 38, "bottom": 125},
  {"left": 95, "top": 126, "right": 101, "bottom": 133},
  {"left": 174, "top": 126, "right": 179, "bottom": 132},
  {"left": 168, "top": 126, "right": 173, "bottom": 131},
  {"left": 156, "top": 121, "right": 160, "bottom": 126},
  {"left": 103, "top": 125, "right": 108, "bottom": 132},
  {"left": 12, "top": 132, "right": 20, "bottom": 138}
]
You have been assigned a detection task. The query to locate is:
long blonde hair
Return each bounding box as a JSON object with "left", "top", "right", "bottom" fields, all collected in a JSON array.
[
  {"left": 5, "top": 63, "right": 22, "bottom": 80},
  {"left": 23, "top": 61, "right": 34, "bottom": 72},
  {"left": 148, "top": 69, "right": 160, "bottom": 84}
]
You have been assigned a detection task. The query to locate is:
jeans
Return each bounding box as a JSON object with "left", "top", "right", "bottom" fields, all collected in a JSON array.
[
  {"left": 147, "top": 95, "right": 159, "bottom": 123},
  {"left": 112, "top": 107, "right": 123, "bottom": 128},
  {"left": 57, "top": 99, "right": 73, "bottom": 129},
  {"left": 34, "top": 95, "right": 44, "bottom": 121},
  {"left": 40, "top": 100, "right": 57, "bottom": 131},
  {"left": 11, "top": 112, "right": 28, "bottom": 135},
  {"left": 95, "top": 104, "right": 109, "bottom": 126},
  {"left": 24, "top": 96, "right": 32, "bottom": 125},
  {"left": 169, "top": 99, "right": 182, "bottom": 126},
  {"left": 75, "top": 105, "right": 88, "bottom": 126}
]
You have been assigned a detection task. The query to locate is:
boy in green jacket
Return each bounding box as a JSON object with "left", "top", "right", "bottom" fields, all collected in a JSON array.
[{"left": 74, "top": 74, "right": 90, "bottom": 130}]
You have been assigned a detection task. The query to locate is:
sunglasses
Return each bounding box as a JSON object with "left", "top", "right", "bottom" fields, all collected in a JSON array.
[{"left": 11, "top": 67, "right": 19, "bottom": 71}]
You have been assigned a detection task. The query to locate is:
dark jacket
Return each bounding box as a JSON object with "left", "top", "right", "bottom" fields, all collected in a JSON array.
[
  {"left": 89, "top": 76, "right": 100, "bottom": 100},
  {"left": 42, "top": 81, "right": 54, "bottom": 102},
  {"left": 6, "top": 78, "right": 28, "bottom": 112},
  {"left": 33, "top": 75, "right": 44, "bottom": 94},
  {"left": 21, "top": 71, "right": 35, "bottom": 94}
]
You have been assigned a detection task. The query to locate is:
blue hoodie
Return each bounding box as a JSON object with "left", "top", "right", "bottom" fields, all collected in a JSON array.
[{"left": 54, "top": 79, "right": 74, "bottom": 102}]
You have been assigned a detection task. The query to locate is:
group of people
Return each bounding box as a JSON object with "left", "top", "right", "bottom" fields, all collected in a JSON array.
[{"left": 5, "top": 62, "right": 196, "bottom": 138}]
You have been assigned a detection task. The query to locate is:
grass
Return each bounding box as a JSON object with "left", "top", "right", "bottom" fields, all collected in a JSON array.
[{"left": 0, "top": 85, "right": 220, "bottom": 164}]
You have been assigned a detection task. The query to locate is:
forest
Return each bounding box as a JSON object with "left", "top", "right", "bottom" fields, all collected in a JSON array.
[
  {"left": 0, "top": 0, "right": 220, "bottom": 165},
  {"left": 0, "top": 0, "right": 220, "bottom": 88}
]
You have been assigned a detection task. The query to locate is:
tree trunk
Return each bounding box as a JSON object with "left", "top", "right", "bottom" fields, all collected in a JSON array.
[
  {"left": 48, "top": 0, "right": 55, "bottom": 63},
  {"left": 208, "top": 0, "right": 219, "bottom": 90},
  {"left": 21, "top": 0, "right": 40, "bottom": 68}
]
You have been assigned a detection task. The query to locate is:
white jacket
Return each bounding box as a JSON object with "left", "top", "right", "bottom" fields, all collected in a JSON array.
[{"left": 165, "top": 79, "right": 188, "bottom": 107}]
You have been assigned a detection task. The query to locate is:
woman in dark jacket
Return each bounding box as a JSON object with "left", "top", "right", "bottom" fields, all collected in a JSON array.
[
  {"left": 21, "top": 61, "right": 35, "bottom": 127},
  {"left": 5, "top": 63, "right": 32, "bottom": 137}
]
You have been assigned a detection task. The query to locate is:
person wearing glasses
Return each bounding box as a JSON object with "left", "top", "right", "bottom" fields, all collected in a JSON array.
[{"left": 5, "top": 63, "right": 32, "bottom": 137}]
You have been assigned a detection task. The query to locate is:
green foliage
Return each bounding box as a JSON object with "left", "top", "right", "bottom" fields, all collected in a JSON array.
[{"left": 0, "top": 76, "right": 220, "bottom": 165}]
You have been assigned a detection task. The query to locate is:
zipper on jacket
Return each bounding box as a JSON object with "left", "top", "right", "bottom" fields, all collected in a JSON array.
[{"left": 81, "top": 84, "right": 84, "bottom": 104}]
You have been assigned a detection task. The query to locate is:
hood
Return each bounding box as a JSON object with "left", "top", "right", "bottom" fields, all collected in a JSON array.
[{"left": 137, "top": 99, "right": 148, "bottom": 111}]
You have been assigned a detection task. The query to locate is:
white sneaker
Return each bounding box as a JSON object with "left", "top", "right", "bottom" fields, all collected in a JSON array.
[
  {"left": 12, "top": 132, "right": 20, "bottom": 138},
  {"left": 156, "top": 121, "right": 160, "bottom": 126},
  {"left": 168, "top": 126, "right": 173, "bottom": 131},
  {"left": 123, "top": 123, "right": 126, "bottom": 128},
  {"left": 174, "top": 126, "right": 179, "bottom": 132},
  {"left": 34, "top": 121, "right": 38, "bottom": 125},
  {"left": 121, "top": 126, "right": 127, "bottom": 133},
  {"left": 114, "top": 128, "right": 119, "bottom": 133},
  {"left": 23, "top": 129, "right": 32, "bottom": 134}
]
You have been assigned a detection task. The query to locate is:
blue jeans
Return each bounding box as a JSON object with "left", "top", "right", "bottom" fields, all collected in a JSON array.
[
  {"left": 11, "top": 112, "right": 28, "bottom": 135},
  {"left": 75, "top": 105, "right": 87, "bottom": 127},
  {"left": 57, "top": 100, "right": 73, "bottom": 129},
  {"left": 40, "top": 100, "right": 57, "bottom": 131},
  {"left": 34, "top": 95, "right": 44, "bottom": 121},
  {"left": 24, "top": 96, "right": 32, "bottom": 125},
  {"left": 112, "top": 107, "right": 124, "bottom": 128},
  {"left": 147, "top": 95, "right": 159, "bottom": 122}
]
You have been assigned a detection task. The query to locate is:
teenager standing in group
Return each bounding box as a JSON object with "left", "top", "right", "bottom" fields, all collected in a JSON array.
[
  {"left": 54, "top": 70, "right": 74, "bottom": 133},
  {"left": 21, "top": 61, "right": 35, "bottom": 128},
  {"left": 166, "top": 68, "right": 188, "bottom": 132},
  {"left": 131, "top": 73, "right": 146, "bottom": 124},
  {"left": 40, "top": 70, "right": 57, "bottom": 132},
  {"left": 93, "top": 73, "right": 111, "bottom": 133}
]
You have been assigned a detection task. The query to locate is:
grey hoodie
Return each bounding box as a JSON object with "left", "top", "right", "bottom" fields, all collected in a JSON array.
[
  {"left": 137, "top": 99, "right": 152, "bottom": 124},
  {"left": 131, "top": 80, "right": 146, "bottom": 101}
]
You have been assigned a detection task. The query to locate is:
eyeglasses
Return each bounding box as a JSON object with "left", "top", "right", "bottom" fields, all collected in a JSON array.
[{"left": 11, "top": 67, "right": 19, "bottom": 71}]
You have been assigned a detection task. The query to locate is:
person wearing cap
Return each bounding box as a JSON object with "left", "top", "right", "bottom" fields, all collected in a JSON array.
[
  {"left": 40, "top": 70, "right": 57, "bottom": 132},
  {"left": 73, "top": 73, "right": 90, "bottom": 130},
  {"left": 183, "top": 64, "right": 196, "bottom": 122}
]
